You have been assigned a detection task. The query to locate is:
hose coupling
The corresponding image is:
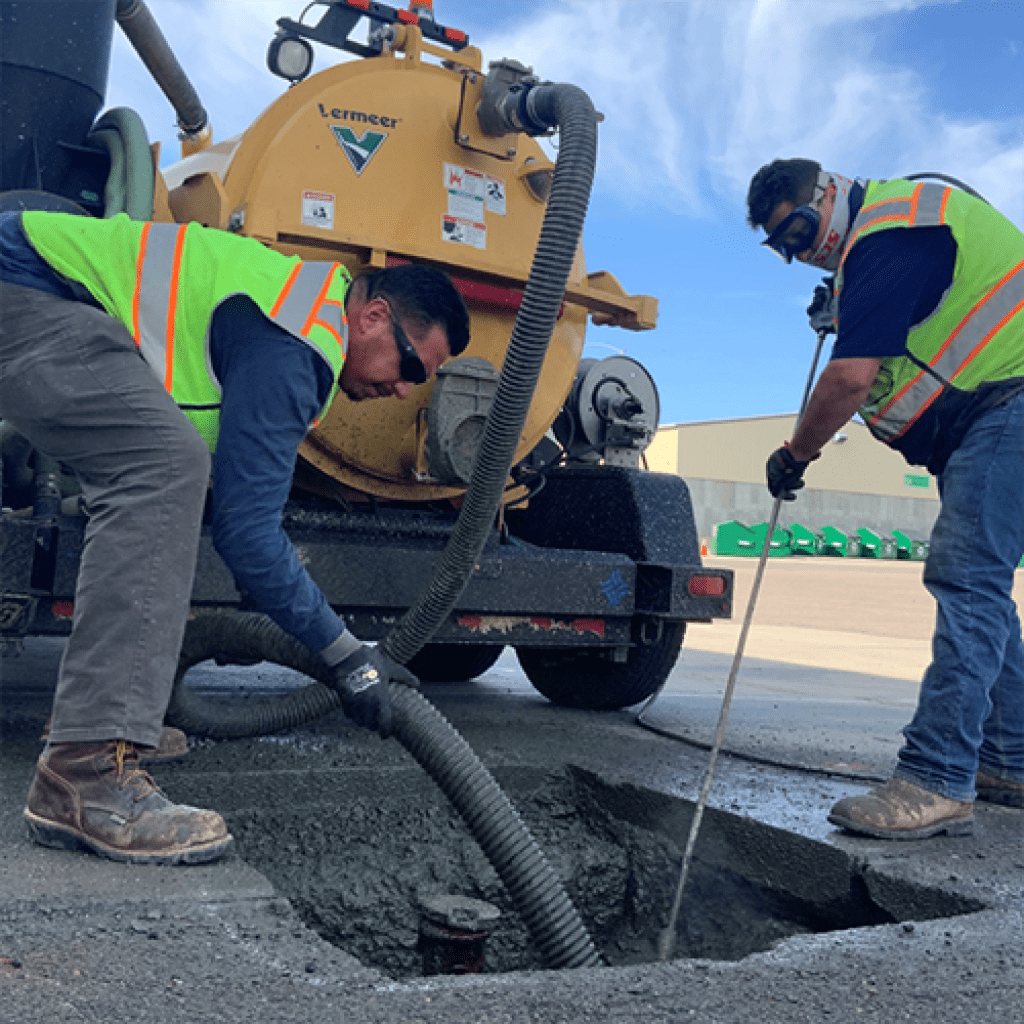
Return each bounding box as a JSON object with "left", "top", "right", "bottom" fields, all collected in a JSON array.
[{"left": 476, "top": 59, "right": 550, "bottom": 137}]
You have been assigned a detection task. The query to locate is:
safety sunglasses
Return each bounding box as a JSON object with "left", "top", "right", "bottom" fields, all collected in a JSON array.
[
  {"left": 762, "top": 205, "right": 821, "bottom": 263},
  {"left": 383, "top": 302, "right": 428, "bottom": 384}
]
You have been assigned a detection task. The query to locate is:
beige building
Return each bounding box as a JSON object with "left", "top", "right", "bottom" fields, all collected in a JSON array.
[{"left": 647, "top": 414, "right": 940, "bottom": 546}]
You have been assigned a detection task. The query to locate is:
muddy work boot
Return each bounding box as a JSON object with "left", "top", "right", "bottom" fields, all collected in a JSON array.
[
  {"left": 975, "top": 770, "right": 1024, "bottom": 808},
  {"left": 828, "top": 777, "right": 974, "bottom": 840},
  {"left": 24, "top": 740, "right": 233, "bottom": 865},
  {"left": 40, "top": 720, "right": 189, "bottom": 765}
]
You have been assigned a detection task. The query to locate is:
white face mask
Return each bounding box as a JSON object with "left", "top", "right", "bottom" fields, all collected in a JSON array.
[{"left": 804, "top": 172, "right": 861, "bottom": 271}]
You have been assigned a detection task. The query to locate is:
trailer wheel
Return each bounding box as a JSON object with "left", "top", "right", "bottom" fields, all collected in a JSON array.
[
  {"left": 406, "top": 643, "right": 505, "bottom": 683},
  {"left": 516, "top": 622, "right": 685, "bottom": 710}
]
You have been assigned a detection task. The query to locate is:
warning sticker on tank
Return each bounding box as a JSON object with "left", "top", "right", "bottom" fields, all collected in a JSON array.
[
  {"left": 444, "top": 163, "right": 485, "bottom": 222},
  {"left": 485, "top": 175, "right": 506, "bottom": 216},
  {"left": 301, "top": 190, "right": 335, "bottom": 230},
  {"left": 442, "top": 215, "right": 486, "bottom": 250}
]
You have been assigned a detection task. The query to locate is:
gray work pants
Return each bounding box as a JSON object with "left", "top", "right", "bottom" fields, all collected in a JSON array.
[{"left": 0, "top": 284, "right": 209, "bottom": 747}]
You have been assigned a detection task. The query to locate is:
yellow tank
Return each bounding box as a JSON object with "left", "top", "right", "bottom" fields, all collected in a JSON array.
[{"left": 159, "top": 13, "right": 655, "bottom": 503}]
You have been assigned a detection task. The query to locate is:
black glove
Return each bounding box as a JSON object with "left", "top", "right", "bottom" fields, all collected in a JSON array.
[
  {"left": 331, "top": 645, "right": 419, "bottom": 737},
  {"left": 807, "top": 276, "right": 837, "bottom": 335},
  {"left": 766, "top": 443, "right": 812, "bottom": 501}
]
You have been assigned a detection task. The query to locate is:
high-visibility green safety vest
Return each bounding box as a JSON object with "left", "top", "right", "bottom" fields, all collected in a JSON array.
[
  {"left": 835, "top": 179, "right": 1024, "bottom": 448},
  {"left": 21, "top": 211, "right": 350, "bottom": 451}
]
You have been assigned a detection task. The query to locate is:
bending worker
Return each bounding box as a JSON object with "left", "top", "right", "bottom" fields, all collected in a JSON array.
[
  {"left": 0, "top": 209, "right": 470, "bottom": 865},
  {"left": 746, "top": 159, "right": 1024, "bottom": 840}
]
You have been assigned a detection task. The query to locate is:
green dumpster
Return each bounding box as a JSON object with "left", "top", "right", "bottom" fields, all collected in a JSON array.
[
  {"left": 714, "top": 521, "right": 758, "bottom": 557},
  {"left": 892, "top": 529, "right": 929, "bottom": 561},
  {"left": 857, "top": 527, "right": 898, "bottom": 559},
  {"left": 789, "top": 523, "right": 825, "bottom": 555},
  {"left": 819, "top": 524, "right": 862, "bottom": 557},
  {"left": 750, "top": 521, "right": 793, "bottom": 557}
]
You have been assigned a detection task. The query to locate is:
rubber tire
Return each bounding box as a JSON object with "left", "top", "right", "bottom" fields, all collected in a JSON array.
[
  {"left": 516, "top": 622, "right": 685, "bottom": 710},
  {"left": 406, "top": 643, "right": 505, "bottom": 683}
]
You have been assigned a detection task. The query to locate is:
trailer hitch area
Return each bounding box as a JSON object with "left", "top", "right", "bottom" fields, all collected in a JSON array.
[{"left": 639, "top": 617, "right": 664, "bottom": 646}]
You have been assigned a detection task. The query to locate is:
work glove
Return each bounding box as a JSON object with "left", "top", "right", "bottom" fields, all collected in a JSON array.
[
  {"left": 331, "top": 644, "right": 419, "bottom": 738},
  {"left": 807, "top": 276, "right": 837, "bottom": 335},
  {"left": 766, "top": 443, "right": 815, "bottom": 501}
]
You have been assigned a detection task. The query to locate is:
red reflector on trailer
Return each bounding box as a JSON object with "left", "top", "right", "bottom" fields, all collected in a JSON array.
[
  {"left": 571, "top": 618, "right": 605, "bottom": 637},
  {"left": 687, "top": 574, "right": 726, "bottom": 598},
  {"left": 397, "top": 8, "right": 418, "bottom": 22},
  {"left": 444, "top": 28, "right": 467, "bottom": 43},
  {"left": 346, "top": 0, "right": 371, "bottom": 9},
  {"left": 52, "top": 601, "right": 75, "bottom": 619}
]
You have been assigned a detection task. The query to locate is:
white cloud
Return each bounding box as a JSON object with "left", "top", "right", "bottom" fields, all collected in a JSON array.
[
  {"left": 471, "top": 0, "right": 1023, "bottom": 223},
  {"left": 105, "top": 0, "right": 1022, "bottom": 224}
]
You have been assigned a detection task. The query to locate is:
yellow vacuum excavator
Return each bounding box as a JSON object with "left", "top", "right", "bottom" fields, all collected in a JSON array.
[{"left": 0, "top": 0, "right": 732, "bottom": 710}]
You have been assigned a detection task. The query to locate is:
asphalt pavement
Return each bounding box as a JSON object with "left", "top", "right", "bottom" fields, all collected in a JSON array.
[{"left": 2, "top": 562, "right": 1022, "bottom": 1023}]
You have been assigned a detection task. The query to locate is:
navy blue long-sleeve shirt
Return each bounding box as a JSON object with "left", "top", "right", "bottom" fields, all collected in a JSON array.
[
  {"left": 1, "top": 212, "right": 348, "bottom": 653},
  {"left": 207, "top": 295, "right": 347, "bottom": 652}
]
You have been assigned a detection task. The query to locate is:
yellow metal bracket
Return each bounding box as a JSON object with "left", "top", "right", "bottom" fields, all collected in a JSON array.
[
  {"left": 566, "top": 272, "right": 659, "bottom": 331},
  {"left": 389, "top": 24, "right": 482, "bottom": 73}
]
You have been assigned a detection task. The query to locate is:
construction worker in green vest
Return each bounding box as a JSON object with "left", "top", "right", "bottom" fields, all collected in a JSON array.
[
  {"left": 747, "top": 160, "right": 1024, "bottom": 839},
  {"left": 0, "top": 210, "right": 470, "bottom": 865}
]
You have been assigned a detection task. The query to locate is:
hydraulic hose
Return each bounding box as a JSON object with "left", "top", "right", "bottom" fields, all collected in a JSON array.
[{"left": 167, "top": 611, "right": 600, "bottom": 969}]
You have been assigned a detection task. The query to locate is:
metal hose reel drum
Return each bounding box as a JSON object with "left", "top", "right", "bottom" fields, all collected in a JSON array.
[{"left": 557, "top": 355, "right": 660, "bottom": 467}]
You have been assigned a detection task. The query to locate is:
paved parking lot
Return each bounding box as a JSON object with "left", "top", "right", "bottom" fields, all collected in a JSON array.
[{"left": 1, "top": 557, "right": 1021, "bottom": 1023}]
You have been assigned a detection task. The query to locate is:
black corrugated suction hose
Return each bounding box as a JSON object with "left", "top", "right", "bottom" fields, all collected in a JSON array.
[
  {"left": 382, "top": 82, "right": 598, "bottom": 665},
  {"left": 167, "top": 83, "right": 601, "bottom": 970},
  {"left": 167, "top": 610, "right": 599, "bottom": 969}
]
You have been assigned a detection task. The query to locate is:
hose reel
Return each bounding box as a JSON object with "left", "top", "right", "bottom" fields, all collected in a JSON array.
[{"left": 555, "top": 355, "right": 660, "bottom": 467}]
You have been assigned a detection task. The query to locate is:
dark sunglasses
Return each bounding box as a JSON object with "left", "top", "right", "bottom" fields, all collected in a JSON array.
[
  {"left": 383, "top": 302, "right": 428, "bottom": 384},
  {"left": 762, "top": 205, "right": 821, "bottom": 263}
]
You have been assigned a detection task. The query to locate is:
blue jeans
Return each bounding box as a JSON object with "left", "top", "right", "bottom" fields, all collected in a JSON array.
[{"left": 895, "top": 389, "right": 1024, "bottom": 801}]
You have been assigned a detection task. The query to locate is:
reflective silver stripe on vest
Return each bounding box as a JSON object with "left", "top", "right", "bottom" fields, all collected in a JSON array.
[
  {"left": 316, "top": 297, "right": 345, "bottom": 341},
  {"left": 870, "top": 259, "right": 1024, "bottom": 440},
  {"left": 136, "top": 223, "right": 186, "bottom": 384},
  {"left": 850, "top": 183, "right": 946, "bottom": 239},
  {"left": 274, "top": 262, "right": 334, "bottom": 336},
  {"left": 912, "top": 184, "right": 947, "bottom": 227}
]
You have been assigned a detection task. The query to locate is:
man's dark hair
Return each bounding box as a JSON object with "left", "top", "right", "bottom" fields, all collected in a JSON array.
[
  {"left": 746, "top": 158, "right": 821, "bottom": 230},
  {"left": 360, "top": 264, "right": 470, "bottom": 356}
]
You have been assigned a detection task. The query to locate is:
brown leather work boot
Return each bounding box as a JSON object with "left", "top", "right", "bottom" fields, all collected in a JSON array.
[
  {"left": 828, "top": 777, "right": 974, "bottom": 840},
  {"left": 24, "top": 740, "right": 233, "bottom": 865},
  {"left": 40, "top": 720, "right": 189, "bottom": 765},
  {"left": 976, "top": 770, "right": 1024, "bottom": 808}
]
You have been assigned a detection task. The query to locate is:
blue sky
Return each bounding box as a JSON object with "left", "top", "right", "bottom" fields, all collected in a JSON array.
[{"left": 106, "top": 0, "right": 1024, "bottom": 426}]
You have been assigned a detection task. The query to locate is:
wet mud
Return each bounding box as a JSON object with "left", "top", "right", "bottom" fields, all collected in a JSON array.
[{"left": 159, "top": 740, "right": 984, "bottom": 980}]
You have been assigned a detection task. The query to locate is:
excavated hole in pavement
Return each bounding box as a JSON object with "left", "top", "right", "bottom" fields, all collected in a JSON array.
[{"left": 161, "top": 744, "right": 985, "bottom": 979}]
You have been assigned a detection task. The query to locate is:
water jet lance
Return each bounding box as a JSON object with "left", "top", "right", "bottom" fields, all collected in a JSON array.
[{"left": 649, "top": 326, "right": 830, "bottom": 962}]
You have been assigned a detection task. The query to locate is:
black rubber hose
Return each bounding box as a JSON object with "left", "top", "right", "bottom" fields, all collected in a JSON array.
[
  {"left": 167, "top": 611, "right": 600, "bottom": 969},
  {"left": 166, "top": 611, "right": 340, "bottom": 738},
  {"left": 381, "top": 83, "right": 598, "bottom": 666}
]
